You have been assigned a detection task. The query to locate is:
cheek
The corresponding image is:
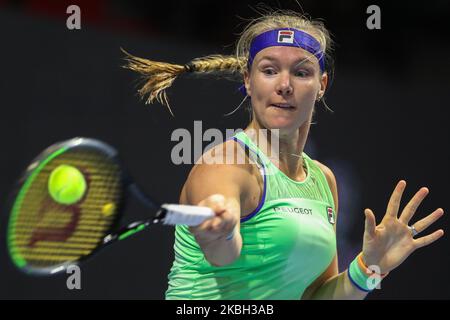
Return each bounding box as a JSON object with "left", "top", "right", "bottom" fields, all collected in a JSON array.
[
  {"left": 248, "top": 77, "right": 272, "bottom": 108},
  {"left": 294, "top": 80, "right": 319, "bottom": 102},
  {"left": 251, "top": 74, "right": 272, "bottom": 96}
]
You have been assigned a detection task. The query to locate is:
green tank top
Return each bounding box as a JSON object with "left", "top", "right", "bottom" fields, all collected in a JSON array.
[{"left": 166, "top": 131, "right": 337, "bottom": 300}]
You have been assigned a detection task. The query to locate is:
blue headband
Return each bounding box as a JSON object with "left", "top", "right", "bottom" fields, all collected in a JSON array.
[{"left": 239, "top": 28, "right": 325, "bottom": 95}]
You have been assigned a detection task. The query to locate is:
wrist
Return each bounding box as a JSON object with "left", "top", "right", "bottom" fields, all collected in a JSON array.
[
  {"left": 347, "top": 253, "right": 389, "bottom": 292},
  {"left": 225, "top": 227, "right": 236, "bottom": 241},
  {"left": 359, "top": 253, "right": 389, "bottom": 277}
]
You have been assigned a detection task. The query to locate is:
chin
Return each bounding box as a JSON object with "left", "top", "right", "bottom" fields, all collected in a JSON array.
[{"left": 264, "top": 118, "right": 298, "bottom": 132}]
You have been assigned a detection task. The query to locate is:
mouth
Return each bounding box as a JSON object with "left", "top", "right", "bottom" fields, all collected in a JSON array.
[{"left": 269, "top": 103, "right": 296, "bottom": 110}]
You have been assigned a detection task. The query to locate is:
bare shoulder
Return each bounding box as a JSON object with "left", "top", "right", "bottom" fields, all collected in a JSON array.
[
  {"left": 313, "top": 160, "right": 336, "bottom": 189},
  {"left": 180, "top": 139, "right": 255, "bottom": 206}
]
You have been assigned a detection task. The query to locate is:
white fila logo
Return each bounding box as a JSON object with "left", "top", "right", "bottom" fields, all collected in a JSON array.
[{"left": 277, "top": 30, "right": 294, "bottom": 44}]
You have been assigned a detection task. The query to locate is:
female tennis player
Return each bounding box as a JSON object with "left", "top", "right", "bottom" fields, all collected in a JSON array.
[{"left": 124, "top": 10, "right": 445, "bottom": 299}]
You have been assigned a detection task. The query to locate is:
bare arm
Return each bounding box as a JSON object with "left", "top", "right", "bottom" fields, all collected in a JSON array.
[
  {"left": 180, "top": 141, "right": 252, "bottom": 267},
  {"left": 303, "top": 162, "right": 444, "bottom": 299},
  {"left": 302, "top": 161, "right": 368, "bottom": 299}
]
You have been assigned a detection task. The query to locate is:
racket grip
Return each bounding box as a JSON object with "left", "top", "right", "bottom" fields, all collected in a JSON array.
[{"left": 154, "top": 204, "right": 215, "bottom": 226}]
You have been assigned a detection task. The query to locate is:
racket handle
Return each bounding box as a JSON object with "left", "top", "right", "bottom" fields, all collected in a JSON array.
[
  {"left": 102, "top": 204, "right": 215, "bottom": 246},
  {"left": 154, "top": 204, "right": 215, "bottom": 226}
]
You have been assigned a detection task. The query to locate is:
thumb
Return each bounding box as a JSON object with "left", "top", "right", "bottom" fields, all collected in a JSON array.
[{"left": 364, "top": 208, "right": 377, "bottom": 238}]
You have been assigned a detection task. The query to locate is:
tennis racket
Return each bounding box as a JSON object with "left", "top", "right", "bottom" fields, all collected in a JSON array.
[{"left": 6, "top": 137, "right": 214, "bottom": 276}]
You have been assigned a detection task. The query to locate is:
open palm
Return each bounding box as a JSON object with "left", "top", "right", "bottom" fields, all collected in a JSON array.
[{"left": 362, "top": 180, "right": 444, "bottom": 274}]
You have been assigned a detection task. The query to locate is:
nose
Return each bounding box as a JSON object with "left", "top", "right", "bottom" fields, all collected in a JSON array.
[{"left": 275, "top": 74, "right": 293, "bottom": 96}]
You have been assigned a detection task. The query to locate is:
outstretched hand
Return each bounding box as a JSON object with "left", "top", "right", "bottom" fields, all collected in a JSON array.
[
  {"left": 362, "top": 180, "right": 444, "bottom": 274},
  {"left": 189, "top": 194, "right": 238, "bottom": 244}
]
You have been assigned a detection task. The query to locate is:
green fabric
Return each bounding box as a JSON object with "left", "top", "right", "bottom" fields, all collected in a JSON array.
[
  {"left": 166, "top": 131, "right": 337, "bottom": 299},
  {"left": 348, "top": 257, "right": 382, "bottom": 292},
  {"left": 348, "top": 258, "right": 371, "bottom": 292}
]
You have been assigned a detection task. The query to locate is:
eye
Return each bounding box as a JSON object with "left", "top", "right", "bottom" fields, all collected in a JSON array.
[
  {"left": 262, "top": 68, "right": 276, "bottom": 75},
  {"left": 295, "top": 70, "right": 309, "bottom": 77}
]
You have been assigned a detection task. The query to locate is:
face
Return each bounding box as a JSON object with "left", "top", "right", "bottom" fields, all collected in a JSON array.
[{"left": 244, "top": 46, "right": 328, "bottom": 136}]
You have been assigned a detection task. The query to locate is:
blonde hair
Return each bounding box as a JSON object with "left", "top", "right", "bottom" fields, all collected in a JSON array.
[{"left": 123, "top": 9, "right": 334, "bottom": 116}]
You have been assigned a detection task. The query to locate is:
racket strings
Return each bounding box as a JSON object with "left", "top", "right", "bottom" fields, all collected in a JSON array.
[{"left": 9, "top": 148, "right": 123, "bottom": 271}]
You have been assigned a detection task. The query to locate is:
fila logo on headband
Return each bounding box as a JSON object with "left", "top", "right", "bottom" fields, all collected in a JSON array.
[{"left": 277, "top": 30, "right": 294, "bottom": 44}]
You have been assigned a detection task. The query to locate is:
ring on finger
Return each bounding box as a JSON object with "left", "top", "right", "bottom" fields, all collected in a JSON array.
[{"left": 408, "top": 225, "right": 419, "bottom": 237}]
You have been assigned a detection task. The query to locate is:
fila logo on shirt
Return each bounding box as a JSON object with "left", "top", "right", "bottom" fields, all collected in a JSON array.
[
  {"left": 327, "top": 206, "right": 335, "bottom": 225},
  {"left": 277, "top": 30, "right": 295, "bottom": 44}
]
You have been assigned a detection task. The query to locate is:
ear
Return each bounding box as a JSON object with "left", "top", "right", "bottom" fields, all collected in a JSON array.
[
  {"left": 318, "top": 72, "right": 328, "bottom": 99},
  {"left": 244, "top": 70, "right": 252, "bottom": 96}
]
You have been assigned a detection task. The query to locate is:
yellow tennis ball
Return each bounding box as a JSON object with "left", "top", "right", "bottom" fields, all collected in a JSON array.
[{"left": 48, "top": 165, "right": 87, "bottom": 205}]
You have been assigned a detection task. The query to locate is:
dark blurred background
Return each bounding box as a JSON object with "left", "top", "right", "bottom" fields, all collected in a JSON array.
[{"left": 0, "top": 0, "right": 449, "bottom": 299}]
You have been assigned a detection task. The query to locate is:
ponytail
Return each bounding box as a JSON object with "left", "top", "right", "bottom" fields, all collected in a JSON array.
[{"left": 122, "top": 48, "right": 243, "bottom": 115}]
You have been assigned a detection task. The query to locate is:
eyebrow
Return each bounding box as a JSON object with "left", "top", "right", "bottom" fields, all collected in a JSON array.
[{"left": 258, "top": 55, "right": 315, "bottom": 66}]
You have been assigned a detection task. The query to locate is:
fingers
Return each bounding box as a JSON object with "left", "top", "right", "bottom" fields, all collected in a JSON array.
[
  {"left": 190, "top": 194, "right": 237, "bottom": 240},
  {"left": 413, "top": 229, "right": 445, "bottom": 249},
  {"left": 364, "top": 208, "right": 377, "bottom": 238},
  {"left": 209, "top": 210, "right": 233, "bottom": 231},
  {"left": 385, "top": 180, "right": 407, "bottom": 219},
  {"left": 399, "top": 187, "right": 429, "bottom": 224},
  {"left": 412, "top": 208, "right": 444, "bottom": 234},
  {"left": 190, "top": 194, "right": 226, "bottom": 234}
]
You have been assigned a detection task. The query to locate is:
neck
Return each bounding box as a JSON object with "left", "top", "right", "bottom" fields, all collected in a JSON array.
[{"left": 244, "top": 119, "right": 311, "bottom": 182}]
